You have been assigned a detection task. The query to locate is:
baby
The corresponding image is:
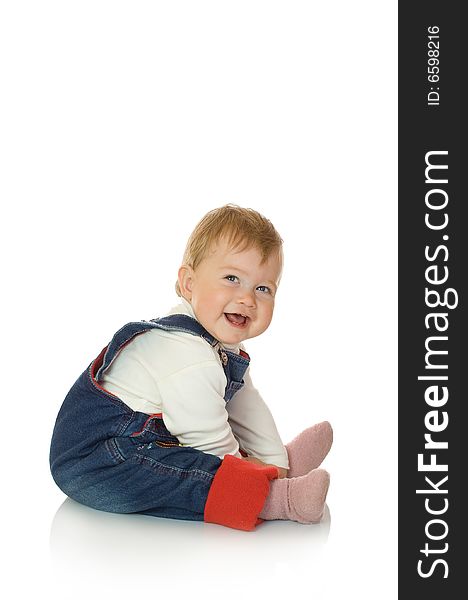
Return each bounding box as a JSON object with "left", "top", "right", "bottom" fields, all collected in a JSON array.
[{"left": 50, "top": 205, "right": 332, "bottom": 531}]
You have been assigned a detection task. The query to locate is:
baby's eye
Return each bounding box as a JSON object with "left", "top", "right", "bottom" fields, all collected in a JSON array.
[
  {"left": 256, "top": 285, "right": 271, "bottom": 294},
  {"left": 225, "top": 275, "right": 239, "bottom": 283}
]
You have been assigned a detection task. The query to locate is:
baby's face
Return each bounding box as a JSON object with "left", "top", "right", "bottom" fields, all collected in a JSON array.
[{"left": 180, "top": 239, "right": 282, "bottom": 345}]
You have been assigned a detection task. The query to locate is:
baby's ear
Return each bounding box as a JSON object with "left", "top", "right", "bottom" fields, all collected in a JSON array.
[{"left": 177, "top": 265, "right": 194, "bottom": 300}]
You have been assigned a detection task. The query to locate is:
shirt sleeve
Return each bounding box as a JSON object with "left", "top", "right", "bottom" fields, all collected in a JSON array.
[
  {"left": 158, "top": 361, "right": 242, "bottom": 459},
  {"left": 226, "top": 369, "right": 289, "bottom": 469}
]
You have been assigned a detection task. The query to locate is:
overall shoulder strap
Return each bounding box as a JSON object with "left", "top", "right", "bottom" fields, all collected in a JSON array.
[
  {"left": 150, "top": 314, "right": 218, "bottom": 346},
  {"left": 95, "top": 314, "right": 217, "bottom": 380}
]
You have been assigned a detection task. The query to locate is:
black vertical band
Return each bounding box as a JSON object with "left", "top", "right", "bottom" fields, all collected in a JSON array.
[{"left": 399, "top": 3, "right": 465, "bottom": 596}]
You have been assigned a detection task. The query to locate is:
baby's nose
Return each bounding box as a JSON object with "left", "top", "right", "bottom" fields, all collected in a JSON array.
[{"left": 238, "top": 289, "right": 256, "bottom": 308}]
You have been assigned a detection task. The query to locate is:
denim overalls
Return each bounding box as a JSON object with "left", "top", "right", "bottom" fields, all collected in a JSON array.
[{"left": 50, "top": 314, "right": 278, "bottom": 531}]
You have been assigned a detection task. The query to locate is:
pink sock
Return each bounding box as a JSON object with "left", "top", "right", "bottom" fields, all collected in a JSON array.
[
  {"left": 259, "top": 468, "right": 330, "bottom": 524},
  {"left": 286, "top": 421, "right": 333, "bottom": 478}
]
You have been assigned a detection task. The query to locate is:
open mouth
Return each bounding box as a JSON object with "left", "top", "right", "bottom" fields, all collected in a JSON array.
[{"left": 224, "top": 313, "right": 249, "bottom": 328}]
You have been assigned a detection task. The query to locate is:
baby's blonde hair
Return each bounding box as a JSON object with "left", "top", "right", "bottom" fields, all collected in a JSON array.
[{"left": 175, "top": 204, "right": 283, "bottom": 296}]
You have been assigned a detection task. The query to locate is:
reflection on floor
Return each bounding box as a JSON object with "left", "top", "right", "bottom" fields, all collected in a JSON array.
[{"left": 50, "top": 497, "right": 331, "bottom": 589}]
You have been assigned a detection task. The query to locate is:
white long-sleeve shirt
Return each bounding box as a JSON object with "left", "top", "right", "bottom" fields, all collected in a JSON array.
[{"left": 100, "top": 299, "right": 289, "bottom": 469}]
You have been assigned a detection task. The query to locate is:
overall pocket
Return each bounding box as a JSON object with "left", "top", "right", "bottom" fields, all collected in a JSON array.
[{"left": 129, "top": 414, "right": 182, "bottom": 448}]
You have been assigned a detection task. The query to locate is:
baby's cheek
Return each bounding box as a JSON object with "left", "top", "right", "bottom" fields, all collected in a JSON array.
[{"left": 260, "top": 308, "right": 274, "bottom": 331}]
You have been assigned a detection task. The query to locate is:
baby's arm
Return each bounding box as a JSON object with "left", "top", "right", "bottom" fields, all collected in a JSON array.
[
  {"left": 227, "top": 370, "right": 289, "bottom": 474},
  {"left": 159, "top": 361, "right": 243, "bottom": 457}
]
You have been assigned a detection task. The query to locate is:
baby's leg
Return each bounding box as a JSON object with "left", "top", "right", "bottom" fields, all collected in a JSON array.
[
  {"left": 259, "top": 468, "right": 330, "bottom": 524},
  {"left": 286, "top": 421, "right": 333, "bottom": 477},
  {"left": 54, "top": 437, "right": 278, "bottom": 531}
]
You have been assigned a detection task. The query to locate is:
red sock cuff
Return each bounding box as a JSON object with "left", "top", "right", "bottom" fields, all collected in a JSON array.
[{"left": 204, "top": 454, "right": 279, "bottom": 531}]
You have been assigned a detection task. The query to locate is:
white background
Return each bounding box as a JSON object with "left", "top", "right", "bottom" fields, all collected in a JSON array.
[{"left": 1, "top": 2, "right": 397, "bottom": 598}]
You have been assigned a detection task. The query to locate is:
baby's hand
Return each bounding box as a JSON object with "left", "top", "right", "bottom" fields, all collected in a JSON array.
[{"left": 242, "top": 455, "right": 288, "bottom": 479}]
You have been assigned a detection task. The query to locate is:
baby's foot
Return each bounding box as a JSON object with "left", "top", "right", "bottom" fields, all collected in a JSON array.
[
  {"left": 288, "top": 469, "right": 330, "bottom": 523},
  {"left": 259, "top": 468, "right": 330, "bottom": 524},
  {"left": 286, "top": 421, "right": 333, "bottom": 477}
]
